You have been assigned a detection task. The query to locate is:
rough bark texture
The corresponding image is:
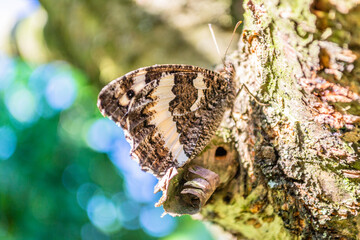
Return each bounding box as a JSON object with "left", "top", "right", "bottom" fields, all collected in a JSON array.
[
  {"left": 22, "top": 0, "right": 360, "bottom": 238},
  {"left": 199, "top": 0, "right": 360, "bottom": 239}
]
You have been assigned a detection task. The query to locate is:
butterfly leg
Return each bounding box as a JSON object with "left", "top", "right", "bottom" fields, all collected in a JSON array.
[
  {"left": 230, "top": 84, "right": 269, "bottom": 122},
  {"left": 237, "top": 83, "right": 269, "bottom": 106}
]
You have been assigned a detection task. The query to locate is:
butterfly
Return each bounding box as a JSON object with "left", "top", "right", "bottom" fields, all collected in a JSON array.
[
  {"left": 97, "top": 63, "right": 237, "bottom": 177},
  {"left": 96, "top": 22, "right": 251, "bottom": 179}
]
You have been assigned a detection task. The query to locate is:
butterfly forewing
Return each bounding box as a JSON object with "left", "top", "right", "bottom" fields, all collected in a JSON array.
[{"left": 98, "top": 64, "right": 234, "bottom": 177}]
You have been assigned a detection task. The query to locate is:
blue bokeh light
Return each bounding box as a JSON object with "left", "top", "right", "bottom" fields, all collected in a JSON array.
[
  {"left": 111, "top": 193, "right": 141, "bottom": 230},
  {"left": 108, "top": 140, "right": 134, "bottom": 174},
  {"left": 116, "top": 200, "right": 140, "bottom": 222},
  {"left": 28, "top": 64, "right": 57, "bottom": 95},
  {"left": 121, "top": 218, "right": 140, "bottom": 230},
  {"left": 28, "top": 63, "right": 56, "bottom": 97},
  {"left": 108, "top": 138, "right": 160, "bottom": 203},
  {"left": 0, "top": 54, "right": 15, "bottom": 91},
  {"left": 5, "top": 84, "right": 38, "bottom": 124},
  {"left": 86, "top": 119, "right": 124, "bottom": 153},
  {"left": 86, "top": 195, "right": 120, "bottom": 233},
  {"left": 140, "top": 207, "right": 177, "bottom": 237},
  {"left": 124, "top": 170, "right": 159, "bottom": 203},
  {"left": 28, "top": 62, "right": 76, "bottom": 117},
  {"left": 0, "top": 126, "right": 17, "bottom": 160},
  {"left": 45, "top": 72, "right": 77, "bottom": 110},
  {"left": 77, "top": 183, "right": 102, "bottom": 210},
  {"left": 0, "top": 0, "right": 40, "bottom": 22}
]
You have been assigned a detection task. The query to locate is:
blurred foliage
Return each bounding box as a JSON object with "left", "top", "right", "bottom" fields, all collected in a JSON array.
[
  {"left": 39, "top": 0, "right": 212, "bottom": 85},
  {"left": 38, "top": 0, "right": 244, "bottom": 85},
  {"left": 0, "top": 56, "right": 213, "bottom": 239},
  {"left": 0, "top": 0, "right": 243, "bottom": 239}
]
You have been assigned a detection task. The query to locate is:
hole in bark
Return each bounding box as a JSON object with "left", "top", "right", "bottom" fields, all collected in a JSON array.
[
  {"left": 223, "top": 192, "right": 233, "bottom": 204},
  {"left": 215, "top": 147, "right": 227, "bottom": 157}
]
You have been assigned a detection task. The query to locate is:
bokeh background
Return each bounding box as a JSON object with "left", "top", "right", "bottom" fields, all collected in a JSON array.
[{"left": 0, "top": 0, "right": 242, "bottom": 239}]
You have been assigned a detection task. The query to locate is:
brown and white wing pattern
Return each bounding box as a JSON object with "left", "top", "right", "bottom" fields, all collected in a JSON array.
[{"left": 97, "top": 64, "right": 235, "bottom": 177}]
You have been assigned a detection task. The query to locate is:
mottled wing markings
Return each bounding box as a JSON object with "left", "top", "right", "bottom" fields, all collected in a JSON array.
[
  {"left": 97, "top": 65, "right": 235, "bottom": 177},
  {"left": 119, "top": 73, "right": 147, "bottom": 106},
  {"left": 148, "top": 73, "right": 188, "bottom": 166}
]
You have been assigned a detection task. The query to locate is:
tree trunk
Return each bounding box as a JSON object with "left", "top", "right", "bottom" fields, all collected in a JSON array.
[
  {"left": 199, "top": 0, "right": 360, "bottom": 239},
  {"left": 31, "top": 0, "right": 360, "bottom": 238}
]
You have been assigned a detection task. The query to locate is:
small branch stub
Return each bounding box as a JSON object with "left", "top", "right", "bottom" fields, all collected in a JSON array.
[{"left": 154, "top": 135, "right": 239, "bottom": 216}]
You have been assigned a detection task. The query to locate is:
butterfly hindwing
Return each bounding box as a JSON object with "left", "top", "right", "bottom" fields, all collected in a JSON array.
[{"left": 98, "top": 64, "right": 234, "bottom": 177}]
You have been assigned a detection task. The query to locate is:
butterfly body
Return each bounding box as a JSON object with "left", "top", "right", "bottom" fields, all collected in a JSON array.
[{"left": 98, "top": 64, "right": 236, "bottom": 177}]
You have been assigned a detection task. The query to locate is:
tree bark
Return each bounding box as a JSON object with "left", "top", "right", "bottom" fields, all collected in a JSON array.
[
  {"left": 26, "top": 0, "right": 360, "bottom": 238},
  {"left": 199, "top": 0, "right": 360, "bottom": 239}
]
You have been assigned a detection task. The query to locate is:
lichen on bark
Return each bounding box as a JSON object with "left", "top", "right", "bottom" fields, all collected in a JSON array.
[{"left": 199, "top": 0, "right": 360, "bottom": 239}]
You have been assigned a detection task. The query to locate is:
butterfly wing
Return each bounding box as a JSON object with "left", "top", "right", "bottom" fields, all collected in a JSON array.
[{"left": 98, "top": 64, "right": 234, "bottom": 177}]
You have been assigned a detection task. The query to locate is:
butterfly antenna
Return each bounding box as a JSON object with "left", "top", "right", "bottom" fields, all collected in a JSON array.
[
  {"left": 224, "top": 20, "right": 243, "bottom": 58},
  {"left": 208, "top": 24, "right": 225, "bottom": 66}
]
